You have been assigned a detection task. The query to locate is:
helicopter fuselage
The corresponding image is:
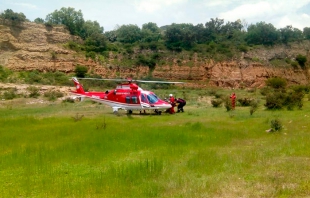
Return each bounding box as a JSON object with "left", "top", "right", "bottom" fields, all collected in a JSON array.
[{"left": 71, "top": 78, "right": 171, "bottom": 114}]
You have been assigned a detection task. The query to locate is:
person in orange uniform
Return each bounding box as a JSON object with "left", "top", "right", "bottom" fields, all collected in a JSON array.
[{"left": 169, "top": 94, "right": 176, "bottom": 114}]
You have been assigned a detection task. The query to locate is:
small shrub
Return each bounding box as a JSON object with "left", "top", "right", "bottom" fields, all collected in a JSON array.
[
  {"left": 86, "top": 51, "right": 96, "bottom": 61},
  {"left": 224, "top": 97, "right": 232, "bottom": 111},
  {"left": 51, "top": 51, "right": 57, "bottom": 60},
  {"left": 266, "top": 77, "right": 287, "bottom": 89},
  {"left": 44, "top": 90, "right": 64, "bottom": 101},
  {"left": 291, "top": 61, "right": 299, "bottom": 68},
  {"left": 291, "top": 85, "right": 310, "bottom": 94},
  {"left": 62, "top": 97, "right": 75, "bottom": 103},
  {"left": 71, "top": 113, "right": 84, "bottom": 122},
  {"left": 238, "top": 98, "right": 253, "bottom": 106},
  {"left": 0, "top": 65, "right": 12, "bottom": 82},
  {"left": 260, "top": 86, "right": 272, "bottom": 96},
  {"left": 211, "top": 99, "right": 222, "bottom": 108},
  {"left": 214, "top": 93, "right": 223, "bottom": 99},
  {"left": 2, "top": 88, "right": 17, "bottom": 100},
  {"left": 270, "top": 119, "right": 282, "bottom": 131},
  {"left": 250, "top": 99, "right": 259, "bottom": 115},
  {"left": 296, "top": 54, "right": 307, "bottom": 68},
  {"left": 27, "top": 86, "right": 40, "bottom": 98},
  {"left": 208, "top": 89, "right": 217, "bottom": 96},
  {"left": 238, "top": 45, "right": 248, "bottom": 53}
]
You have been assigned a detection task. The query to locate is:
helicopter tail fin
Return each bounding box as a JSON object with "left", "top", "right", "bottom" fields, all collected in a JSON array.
[{"left": 72, "top": 77, "right": 85, "bottom": 94}]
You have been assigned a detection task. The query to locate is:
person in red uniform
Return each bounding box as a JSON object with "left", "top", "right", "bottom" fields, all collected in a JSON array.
[
  {"left": 230, "top": 92, "right": 236, "bottom": 110},
  {"left": 169, "top": 94, "right": 176, "bottom": 114}
]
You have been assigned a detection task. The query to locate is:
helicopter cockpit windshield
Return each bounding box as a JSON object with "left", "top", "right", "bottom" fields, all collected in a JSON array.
[{"left": 147, "top": 93, "right": 159, "bottom": 104}]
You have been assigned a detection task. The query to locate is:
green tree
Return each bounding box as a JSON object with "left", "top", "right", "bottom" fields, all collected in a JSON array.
[
  {"left": 116, "top": 24, "right": 141, "bottom": 43},
  {"left": 104, "top": 30, "right": 117, "bottom": 42},
  {"left": 84, "top": 32, "right": 107, "bottom": 52},
  {"left": 75, "top": 65, "right": 88, "bottom": 78},
  {"left": 141, "top": 22, "right": 161, "bottom": 42},
  {"left": 204, "top": 18, "right": 224, "bottom": 43},
  {"left": 220, "top": 20, "right": 243, "bottom": 40},
  {"left": 164, "top": 23, "right": 196, "bottom": 51},
  {"left": 280, "top": 25, "right": 303, "bottom": 43},
  {"left": 303, "top": 27, "right": 310, "bottom": 40},
  {"left": 246, "top": 22, "right": 280, "bottom": 45},
  {"left": 79, "top": 20, "right": 104, "bottom": 40},
  {"left": 45, "top": 7, "right": 85, "bottom": 35},
  {"left": 0, "top": 9, "right": 27, "bottom": 24},
  {"left": 34, "top": 17, "right": 44, "bottom": 24}
]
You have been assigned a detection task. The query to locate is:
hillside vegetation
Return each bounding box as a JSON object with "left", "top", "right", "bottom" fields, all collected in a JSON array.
[{"left": 1, "top": 8, "right": 310, "bottom": 70}]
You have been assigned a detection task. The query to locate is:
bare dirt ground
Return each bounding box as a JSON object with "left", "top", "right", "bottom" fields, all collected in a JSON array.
[{"left": 0, "top": 82, "right": 72, "bottom": 96}]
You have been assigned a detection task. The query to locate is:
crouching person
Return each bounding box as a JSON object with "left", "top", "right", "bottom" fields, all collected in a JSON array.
[{"left": 176, "top": 98, "right": 186, "bottom": 112}]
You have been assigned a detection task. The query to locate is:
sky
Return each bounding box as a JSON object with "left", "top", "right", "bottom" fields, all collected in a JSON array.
[{"left": 1, "top": 0, "right": 310, "bottom": 32}]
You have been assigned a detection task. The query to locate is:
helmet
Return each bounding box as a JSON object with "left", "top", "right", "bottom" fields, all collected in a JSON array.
[{"left": 169, "top": 94, "right": 173, "bottom": 97}]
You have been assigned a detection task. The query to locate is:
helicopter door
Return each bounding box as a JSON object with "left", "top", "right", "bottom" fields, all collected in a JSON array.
[{"left": 140, "top": 93, "right": 150, "bottom": 108}]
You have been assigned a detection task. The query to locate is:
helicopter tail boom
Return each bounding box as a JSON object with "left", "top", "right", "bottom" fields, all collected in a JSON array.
[{"left": 72, "top": 77, "right": 85, "bottom": 94}]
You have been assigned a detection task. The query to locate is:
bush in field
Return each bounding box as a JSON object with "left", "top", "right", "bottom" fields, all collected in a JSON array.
[
  {"left": 44, "top": 90, "right": 64, "bottom": 101},
  {"left": 207, "top": 89, "right": 217, "bottom": 96},
  {"left": 27, "top": 86, "right": 40, "bottom": 98},
  {"left": 238, "top": 97, "right": 253, "bottom": 106},
  {"left": 265, "top": 89, "right": 304, "bottom": 110},
  {"left": 250, "top": 99, "right": 259, "bottom": 115},
  {"left": 291, "top": 84, "right": 310, "bottom": 94},
  {"left": 270, "top": 119, "right": 282, "bottom": 131},
  {"left": 260, "top": 86, "right": 273, "bottom": 96},
  {"left": 211, "top": 99, "right": 222, "bottom": 107},
  {"left": 223, "top": 96, "right": 232, "bottom": 111},
  {"left": 285, "top": 90, "right": 304, "bottom": 110},
  {"left": 265, "top": 92, "right": 286, "bottom": 109}
]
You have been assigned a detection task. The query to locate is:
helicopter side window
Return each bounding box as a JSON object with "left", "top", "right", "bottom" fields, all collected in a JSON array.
[
  {"left": 126, "top": 96, "right": 130, "bottom": 103},
  {"left": 132, "top": 96, "right": 138, "bottom": 104},
  {"left": 141, "top": 94, "right": 148, "bottom": 103},
  {"left": 147, "top": 94, "right": 159, "bottom": 104}
]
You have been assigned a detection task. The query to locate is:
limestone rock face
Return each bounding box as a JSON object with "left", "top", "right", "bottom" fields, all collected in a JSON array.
[{"left": 0, "top": 20, "right": 309, "bottom": 88}]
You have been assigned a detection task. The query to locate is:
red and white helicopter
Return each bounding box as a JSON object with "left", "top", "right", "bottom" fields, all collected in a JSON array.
[{"left": 71, "top": 77, "right": 183, "bottom": 115}]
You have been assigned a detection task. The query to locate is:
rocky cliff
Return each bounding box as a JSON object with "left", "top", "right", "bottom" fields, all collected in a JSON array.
[{"left": 1, "top": 20, "right": 310, "bottom": 88}]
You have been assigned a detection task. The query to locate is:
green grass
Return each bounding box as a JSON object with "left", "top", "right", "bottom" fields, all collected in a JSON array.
[{"left": 1, "top": 92, "right": 310, "bottom": 197}]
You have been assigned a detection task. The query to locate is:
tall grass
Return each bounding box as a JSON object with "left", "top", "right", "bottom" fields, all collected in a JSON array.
[{"left": 1, "top": 93, "right": 310, "bottom": 197}]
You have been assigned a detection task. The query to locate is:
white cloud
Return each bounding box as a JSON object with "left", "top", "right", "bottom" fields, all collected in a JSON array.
[
  {"left": 277, "top": 13, "right": 310, "bottom": 30},
  {"left": 133, "top": 0, "right": 187, "bottom": 13},
  {"left": 218, "top": 0, "right": 310, "bottom": 29},
  {"left": 13, "top": 3, "right": 37, "bottom": 9}
]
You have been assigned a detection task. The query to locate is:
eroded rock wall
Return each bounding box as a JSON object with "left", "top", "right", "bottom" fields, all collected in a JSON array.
[{"left": 0, "top": 21, "right": 309, "bottom": 88}]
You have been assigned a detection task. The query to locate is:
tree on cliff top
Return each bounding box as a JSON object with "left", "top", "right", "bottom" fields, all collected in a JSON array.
[
  {"left": 0, "top": 9, "right": 27, "bottom": 24},
  {"left": 246, "top": 22, "right": 279, "bottom": 45},
  {"left": 45, "top": 7, "right": 85, "bottom": 36}
]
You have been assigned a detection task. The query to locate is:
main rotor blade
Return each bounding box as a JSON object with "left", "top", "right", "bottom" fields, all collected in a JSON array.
[
  {"left": 76, "top": 77, "right": 184, "bottom": 84},
  {"left": 135, "top": 80, "right": 184, "bottom": 84},
  {"left": 76, "top": 77, "right": 125, "bottom": 81}
]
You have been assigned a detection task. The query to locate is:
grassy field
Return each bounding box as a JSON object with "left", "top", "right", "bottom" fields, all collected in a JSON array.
[{"left": 1, "top": 89, "right": 310, "bottom": 197}]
